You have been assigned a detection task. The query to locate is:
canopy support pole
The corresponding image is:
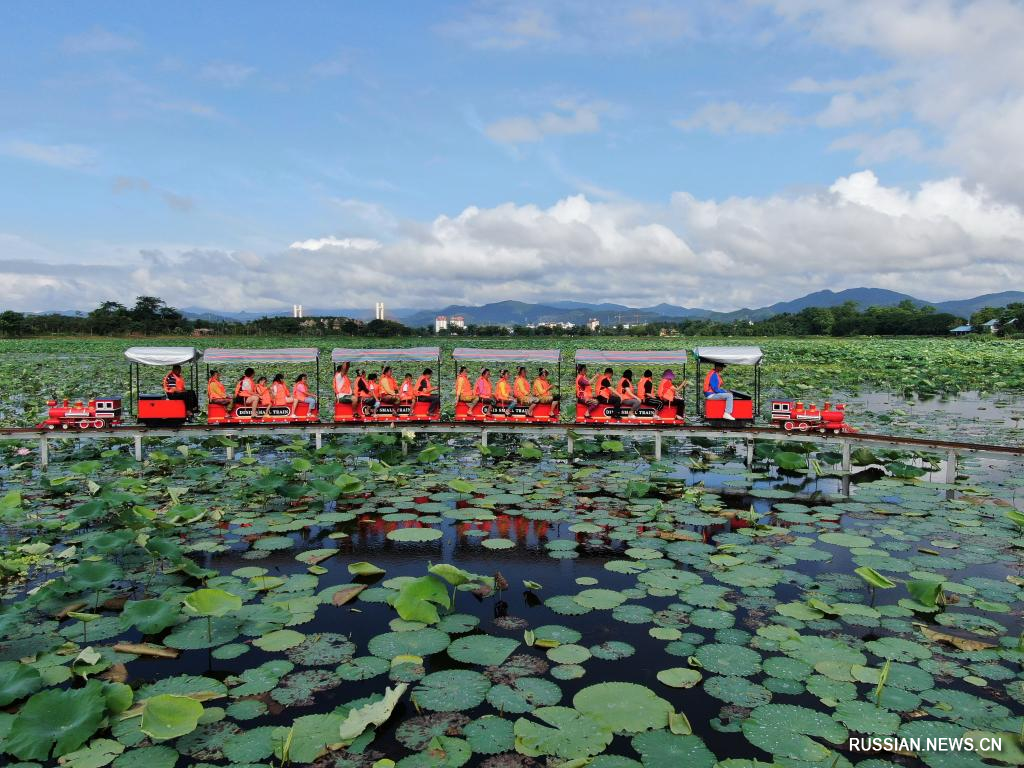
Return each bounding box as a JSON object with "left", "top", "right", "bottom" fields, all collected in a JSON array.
[
  {"left": 39, "top": 435, "right": 48, "bottom": 469},
  {"left": 134, "top": 434, "right": 143, "bottom": 462},
  {"left": 945, "top": 451, "right": 957, "bottom": 484},
  {"left": 654, "top": 432, "right": 662, "bottom": 461}
]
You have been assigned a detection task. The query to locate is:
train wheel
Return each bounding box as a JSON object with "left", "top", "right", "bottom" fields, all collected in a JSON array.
[
  {"left": 799, "top": 422, "right": 810, "bottom": 432},
  {"left": 783, "top": 421, "right": 795, "bottom": 431},
  {"left": 47, "top": 424, "right": 55, "bottom": 430},
  {"left": 61, "top": 423, "right": 69, "bottom": 430},
  {"left": 79, "top": 419, "right": 91, "bottom": 429},
  {"left": 94, "top": 419, "right": 104, "bottom": 429}
]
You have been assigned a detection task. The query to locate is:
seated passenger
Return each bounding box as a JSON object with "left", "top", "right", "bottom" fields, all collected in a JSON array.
[
  {"left": 531, "top": 368, "right": 555, "bottom": 416},
  {"left": 378, "top": 366, "right": 399, "bottom": 405},
  {"left": 270, "top": 373, "right": 292, "bottom": 408},
  {"left": 416, "top": 368, "right": 440, "bottom": 415},
  {"left": 234, "top": 368, "right": 259, "bottom": 414},
  {"left": 658, "top": 370, "right": 686, "bottom": 416},
  {"left": 494, "top": 369, "right": 513, "bottom": 414},
  {"left": 513, "top": 367, "right": 533, "bottom": 409},
  {"left": 255, "top": 376, "right": 272, "bottom": 407},
  {"left": 596, "top": 367, "right": 622, "bottom": 418},
  {"left": 576, "top": 364, "right": 598, "bottom": 417},
  {"left": 334, "top": 362, "right": 353, "bottom": 403},
  {"left": 293, "top": 373, "right": 316, "bottom": 414},
  {"left": 455, "top": 366, "right": 473, "bottom": 404},
  {"left": 206, "top": 370, "right": 232, "bottom": 407},
  {"left": 473, "top": 368, "right": 495, "bottom": 408},
  {"left": 399, "top": 373, "right": 415, "bottom": 404},
  {"left": 704, "top": 362, "right": 734, "bottom": 420},
  {"left": 355, "top": 369, "right": 370, "bottom": 405},
  {"left": 163, "top": 364, "right": 199, "bottom": 415},
  {"left": 365, "top": 373, "right": 381, "bottom": 411},
  {"left": 618, "top": 370, "right": 642, "bottom": 412},
  {"left": 637, "top": 369, "right": 659, "bottom": 408}
]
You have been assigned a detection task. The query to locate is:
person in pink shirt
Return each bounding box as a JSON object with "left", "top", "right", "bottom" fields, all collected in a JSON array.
[{"left": 292, "top": 373, "right": 317, "bottom": 414}]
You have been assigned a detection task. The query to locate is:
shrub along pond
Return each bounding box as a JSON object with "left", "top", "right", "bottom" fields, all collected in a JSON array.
[{"left": 0, "top": 421, "right": 1022, "bottom": 766}]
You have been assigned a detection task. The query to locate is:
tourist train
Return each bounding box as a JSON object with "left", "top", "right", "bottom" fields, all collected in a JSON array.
[{"left": 36, "top": 344, "right": 856, "bottom": 433}]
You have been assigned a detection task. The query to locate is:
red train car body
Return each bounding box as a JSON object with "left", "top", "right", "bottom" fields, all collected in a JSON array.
[{"left": 38, "top": 397, "right": 123, "bottom": 430}]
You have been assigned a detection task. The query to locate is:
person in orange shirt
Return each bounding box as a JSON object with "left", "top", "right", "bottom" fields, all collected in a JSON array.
[
  {"left": 255, "top": 376, "right": 272, "bottom": 407},
  {"left": 378, "top": 366, "right": 399, "bottom": 406},
  {"left": 636, "top": 370, "right": 658, "bottom": 407},
  {"left": 416, "top": 368, "right": 440, "bottom": 415},
  {"left": 334, "top": 362, "right": 353, "bottom": 403},
  {"left": 658, "top": 369, "right": 686, "bottom": 417},
  {"left": 618, "top": 370, "right": 642, "bottom": 412},
  {"left": 206, "top": 370, "right": 231, "bottom": 406},
  {"left": 530, "top": 368, "right": 555, "bottom": 416},
  {"left": 234, "top": 368, "right": 259, "bottom": 413},
  {"left": 494, "top": 369, "right": 513, "bottom": 414},
  {"left": 399, "top": 373, "right": 415, "bottom": 404},
  {"left": 576, "top": 364, "right": 599, "bottom": 417},
  {"left": 513, "top": 367, "right": 533, "bottom": 408},
  {"left": 455, "top": 366, "right": 473, "bottom": 404},
  {"left": 595, "top": 367, "right": 622, "bottom": 419},
  {"left": 293, "top": 373, "right": 317, "bottom": 414},
  {"left": 270, "top": 373, "right": 292, "bottom": 407},
  {"left": 164, "top": 364, "right": 198, "bottom": 415}
]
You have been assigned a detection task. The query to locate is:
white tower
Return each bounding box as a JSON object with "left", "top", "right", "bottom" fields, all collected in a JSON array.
[
  {"left": 375, "top": 302, "right": 385, "bottom": 320},
  {"left": 293, "top": 304, "right": 303, "bottom": 319}
]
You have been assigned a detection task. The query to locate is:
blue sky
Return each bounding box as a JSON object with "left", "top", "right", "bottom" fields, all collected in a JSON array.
[{"left": 2, "top": 1, "right": 1023, "bottom": 313}]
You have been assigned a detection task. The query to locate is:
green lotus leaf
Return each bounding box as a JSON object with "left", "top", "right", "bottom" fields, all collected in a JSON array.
[
  {"left": 694, "top": 643, "right": 762, "bottom": 677},
  {"left": 348, "top": 561, "right": 386, "bottom": 576},
  {"left": 120, "top": 599, "right": 181, "bottom": 634},
  {"left": 0, "top": 661, "right": 43, "bottom": 706},
  {"left": 854, "top": 567, "right": 897, "bottom": 589},
  {"left": 833, "top": 700, "right": 901, "bottom": 735},
  {"left": 447, "top": 635, "right": 520, "bottom": 666},
  {"left": 741, "top": 704, "right": 848, "bottom": 762},
  {"left": 513, "top": 706, "right": 613, "bottom": 760},
  {"left": 574, "top": 588, "right": 627, "bottom": 610},
  {"left": 486, "top": 677, "right": 563, "bottom": 713},
  {"left": 4, "top": 681, "right": 108, "bottom": 760},
  {"left": 368, "top": 628, "right": 450, "bottom": 659},
  {"left": 573, "top": 682, "right": 673, "bottom": 733},
  {"left": 386, "top": 526, "right": 443, "bottom": 542},
  {"left": 631, "top": 730, "right": 716, "bottom": 768},
  {"left": 391, "top": 575, "right": 450, "bottom": 624},
  {"left": 140, "top": 694, "right": 204, "bottom": 741},
  {"left": 110, "top": 745, "right": 179, "bottom": 768},
  {"left": 907, "top": 580, "right": 944, "bottom": 607},
  {"left": 182, "top": 588, "right": 242, "bottom": 618},
  {"left": 657, "top": 668, "right": 703, "bottom": 688},
  {"left": 57, "top": 737, "right": 124, "bottom": 768},
  {"left": 66, "top": 561, "right": 122, "bottom": 591},
  {"left": 465, "top": 715, "right": 515, "bottom": 754},
  {"left": 253, "top": 628, "right": 305, "bottom": 651},
  {"left": 412, "top": 669, "right": 491, "bottom": 711},
  {"left": 338, "top": 683, "right": 408, "bottom": 742}
]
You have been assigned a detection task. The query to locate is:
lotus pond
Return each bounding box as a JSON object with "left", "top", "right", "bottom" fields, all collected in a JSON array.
[{"left": 1, "top": 417, "right": 1023, "bottom": 768}]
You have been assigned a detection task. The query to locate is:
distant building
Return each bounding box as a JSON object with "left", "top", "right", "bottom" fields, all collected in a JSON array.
[
  {"left": 374, "top": 302, "right": 385, "bottom": 321},
  {"left": 192, "top": 327, "right": 214, "bottom": 337},
  {"left": 292, "top": 304, "right": 303, "bottom": 319},
  {"left": 434, "top": 315, "right": 448, "bottom": 333},
  {"left": 950, "top": 324, "right": 973, "bottom": 336},
  {"left": 450, "top": 315, "right": 466, "bottom": 329},
  {"left": 587, "top": 318, "right": 600, "bottom": 332},
  {"left": 982, "top": 318, "right": 1000, "bottom": 333}
]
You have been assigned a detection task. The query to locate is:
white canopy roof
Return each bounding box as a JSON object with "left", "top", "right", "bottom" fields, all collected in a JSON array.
[
  {"left": 693, "top": 346, "right": 764, "bottom": 365},
  {"left": 124, "top": 346, "right": 200, "bottom": 366}
]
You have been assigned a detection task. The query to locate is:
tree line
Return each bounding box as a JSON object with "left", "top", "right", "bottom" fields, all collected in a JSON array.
[{"left": 1, "top": 296, "right": 1018, "bottom": 339}]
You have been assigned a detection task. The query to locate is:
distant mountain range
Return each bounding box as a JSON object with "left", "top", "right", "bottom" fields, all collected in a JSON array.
[{"left": 153, "top": 288, "right": 1024, "bottom": 326}]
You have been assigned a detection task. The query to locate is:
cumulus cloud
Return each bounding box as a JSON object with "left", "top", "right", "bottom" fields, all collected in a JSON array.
[
  {"left": 767, "top": 0, "right": 1024, "bottom": 201},
  {"left": 673, "top": 102, "right": 792, "bottom": 135},
  {"left": 1, "top": 141, "right": 97, "bottom": 169},
  {"left": 4, "top": 172, "right": 1023, "bottom": 313},
  {"left": 485, "top": 100, "right": 606, "bottom": 144}
]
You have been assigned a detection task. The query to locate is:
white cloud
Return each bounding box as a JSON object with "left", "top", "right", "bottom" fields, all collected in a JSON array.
[
  {"left": 4, "top": 172, "right": 1023, "bottom": 313},
  {"left": 485, "top": 100, "right": 606, "bottom": 144},
  {"left": 766, "top": 0, "right": 1024, "bottom": 200},
  {"left": 62, "top": 27, "right": 139, "bottom": 54},
  {"left": 199, "top": 62, "right": 256, "bottom": 87},
  {"left": 829, "top": 128, "right": 922, "bottom": 164},
  {"left": 673, "top": 101, "right": 792, "bottom": 134},
  {"left": 0, "top": 141, "right": 97, "bottom": 169}
]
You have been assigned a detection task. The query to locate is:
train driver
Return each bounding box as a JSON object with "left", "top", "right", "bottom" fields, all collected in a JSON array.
[
  {"left": 206, "top": 370, "right": 232, "bottom": 406},
  {"left": 704, "top": 362, "right": 735, "bottom": 420},
  {"left": 163, "top": 364, "right": 199, "bottom": 415}
]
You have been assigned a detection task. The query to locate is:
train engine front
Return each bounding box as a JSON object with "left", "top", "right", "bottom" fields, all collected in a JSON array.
[{"left": 39, "top": 396, "right": 123, "bottom": 430}]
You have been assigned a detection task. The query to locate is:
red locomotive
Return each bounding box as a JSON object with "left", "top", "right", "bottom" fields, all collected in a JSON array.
[
  {"left": 39, "top": 396, "right": 123, "bottom": 430},
  {"left": 769, "top": 400, "right": 856, "bottom": 434}
]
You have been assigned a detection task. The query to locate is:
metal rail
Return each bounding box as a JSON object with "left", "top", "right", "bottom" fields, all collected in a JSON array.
[{"left": 2, "top": 421, "right": 1021, "bottom": 476}]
